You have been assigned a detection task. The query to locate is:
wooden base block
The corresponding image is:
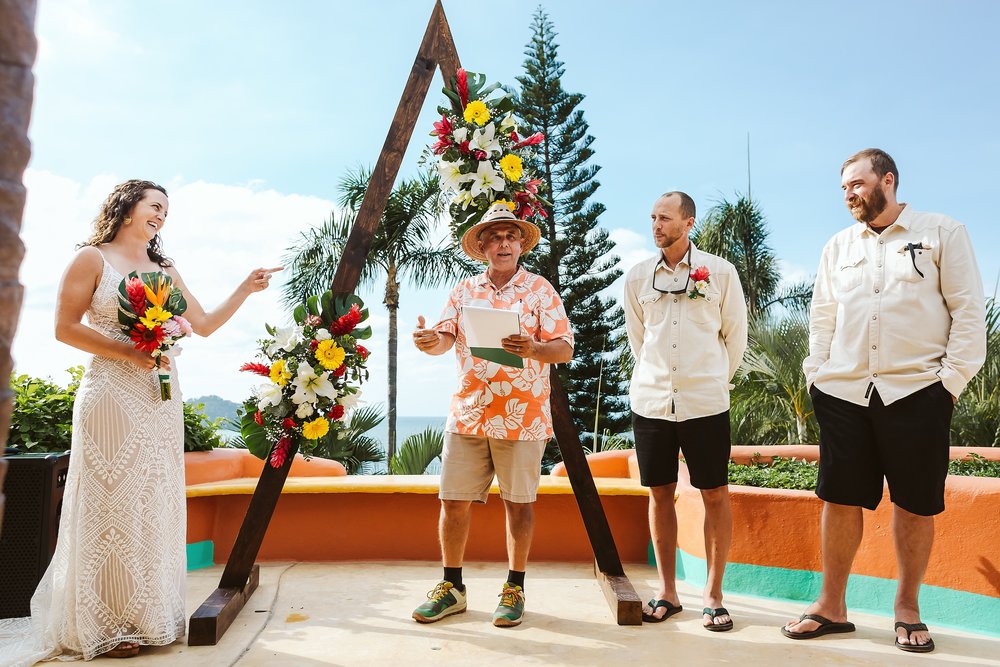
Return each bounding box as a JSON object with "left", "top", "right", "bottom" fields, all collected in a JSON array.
[
  {"left": 594, "top": 561, "right": 642, "bottom": 626},
  {"left": 188, "top": 563, "right": 260, "bottom": 646}
]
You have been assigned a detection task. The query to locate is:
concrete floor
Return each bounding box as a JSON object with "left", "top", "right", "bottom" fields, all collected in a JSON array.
[{"left": 123, "top": 562, "right": 999, "bottom": 667}]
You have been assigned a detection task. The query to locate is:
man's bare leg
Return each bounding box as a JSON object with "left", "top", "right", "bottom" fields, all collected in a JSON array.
[
  {"left": 701, "top": 485, "right": 732, "bottom": 627},
  {"left": 893, "top": 505, "right": 935, "bottom": 648},
  {"left": 645, "top": 483, "right": 681, "bottom": 619}
]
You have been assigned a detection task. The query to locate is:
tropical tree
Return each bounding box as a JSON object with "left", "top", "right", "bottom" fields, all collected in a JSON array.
[
  {"left": 389, "top": 426, "right": 444, "bottom": 475},
  {"left": 514, "top": 7, "right": 628, "bottom": 446},
  {"left": 951, "top": 297, "right": 1000, "bottom": 446},
  {"left": 282, "top": 168, "right": 478, "bottom": 463}
]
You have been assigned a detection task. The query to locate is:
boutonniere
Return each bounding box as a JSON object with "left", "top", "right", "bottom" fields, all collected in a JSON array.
[
  {"left": 898, "top": 239, "right": 933, "bottom": 278},
  {"left": 688, "top": 266, "right": 711, "bottom": 299}
]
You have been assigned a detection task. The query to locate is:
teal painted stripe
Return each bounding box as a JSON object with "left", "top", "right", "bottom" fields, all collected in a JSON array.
[
  {"left": 670, "top": 547, "right": 1000, "bottom": 638},
  {"left": 186, "top": 541, "right": 214, "bottom": 571}
]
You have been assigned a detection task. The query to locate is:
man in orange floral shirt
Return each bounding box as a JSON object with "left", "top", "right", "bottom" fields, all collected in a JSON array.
[{"left": 410, "top": 203, "right": 573, "bottom": 628}]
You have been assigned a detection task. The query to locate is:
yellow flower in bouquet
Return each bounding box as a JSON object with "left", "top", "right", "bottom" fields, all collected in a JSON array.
[
  {"left": 139, "top": 305, "right": 172, "bottom": 329},
  {"left": 315, "top": 339, "right": 346, "bottom": 370},
  {"left": 499, "top": 154, "right": 523, "bottom": 182},
  {"left": 493, "top": 198, "right": 516, "bottom": 211},
  {"left": 463, "top": 100, "right": 490, "bottom": 126},
  {"left": 269, "top": 359, "right": 292, "bottom": 386},
  {"left": 302, "top": 416, "right": 330, "bottom": 440}
]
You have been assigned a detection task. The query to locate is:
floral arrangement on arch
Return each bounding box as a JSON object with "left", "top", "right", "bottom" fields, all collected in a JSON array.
[
  {"left": 429, "top": 68, "right": 547, "bottom": 238},
  {"left": 238, "top": 292, "right": 372, "bottom": 468}
]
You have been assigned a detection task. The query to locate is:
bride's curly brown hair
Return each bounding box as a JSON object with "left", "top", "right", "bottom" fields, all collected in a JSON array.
[{"left": 79, "top": 179, "right": 174, "bottom": 267}]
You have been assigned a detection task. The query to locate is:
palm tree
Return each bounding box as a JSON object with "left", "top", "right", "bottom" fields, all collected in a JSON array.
[
  {"left": 389, "top": 427, "right": 444, "bottom": 475},
  {"left": 693, "top": 195, "right": 812, "bottom": 317},
  {"left": 314, "top": 404, "right": 387, "bottom": 474},
  {"left": 282, "top": 168, "right": 478, "bottom": 464},
  {"left": 951, "top": 297, "right": 1000, "bottom": 446}
]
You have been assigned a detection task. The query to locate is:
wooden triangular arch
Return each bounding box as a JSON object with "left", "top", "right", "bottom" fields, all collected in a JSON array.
[{"left": 188, "top": 0, "right": 640, "bottom": 644}]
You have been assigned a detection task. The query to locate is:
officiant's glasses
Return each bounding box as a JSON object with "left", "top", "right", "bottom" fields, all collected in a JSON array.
[{"left": 651, "top": 245, "right": 693, "bottom": 295}]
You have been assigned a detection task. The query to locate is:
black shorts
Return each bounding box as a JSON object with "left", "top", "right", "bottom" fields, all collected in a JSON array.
[
  {"left": 632, "top": 410, "right": 731, "bottom": 489},
  {"left": 812, "top": 382, "right": 953, "bottom": 516}
]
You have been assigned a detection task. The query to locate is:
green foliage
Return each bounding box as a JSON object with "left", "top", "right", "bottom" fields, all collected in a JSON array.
[
  {"left": 514, "top": 8, "right": 629, "bottom": 449},
  {"left": 7, "top": 367, "right": 81, "bottom": 452},
  {"left": 951, "top": 297, "right": 1000, "bottom": 446},
  {"left": 8, "top": 367, "right": 224, "bottom": 453},
  {"left": 183, "top": 401, "right": 225, "bottom": 452},
  {"left": 389, "top": 426, "right": 444, "bottom": 475},
  {"left": 314, "top": 404, "right": 387, "bottom": 475},
  {"left": 727, "top": 456, "right": 819, "bottom": 490},
  {"left": 948, "top": 452, "right": 1000, "bottom": 477}
]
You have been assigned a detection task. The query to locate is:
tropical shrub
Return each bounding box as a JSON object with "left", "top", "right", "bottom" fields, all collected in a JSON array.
[
  {"left": 7, "top": 367, "right": 81, "bottom": 452},
  {"left": 390, "top": 427, "right": 443, "bottom": 475}
]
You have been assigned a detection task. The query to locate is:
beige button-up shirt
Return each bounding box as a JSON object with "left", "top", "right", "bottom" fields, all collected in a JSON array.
[
  {"left": 624, "top": 243, "right": 748, "bottom": 421},
  {"left": 804, "top": 205, "right": 986, "bottom": 406}
]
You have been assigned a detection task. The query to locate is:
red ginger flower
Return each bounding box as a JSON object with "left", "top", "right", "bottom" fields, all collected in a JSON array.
[
  {"left": 124, "top": 277, "right": 147, "bottom": 316},
  {"left": 240, "top": 362, "right": 271, "bottom": 377},
  {"left": 254, "top": 410, "right": 264, "bottom": 426},
  {"left": 456, "top": 68, "right": 468, "bottom": 108},
  {"left": 691, "top": 266, "right": 711, "bottom": 282},
  {"left": 282, "top": 417, "right": 297, "bottom": 430},
  {"left": 129, "top": 323, "right": 165, "bottom": 353},
  {"left": 330, "top": 303, "right": 362, "bottom": 336},
  {"left": 269, "top": 436, "right": 291, "bottom": 469},
  {"left": 328, "top": 404, "right": 345, "bottom": 421},
  {"left": 356, "top": 344, "right": 369, "bottom": 360}
]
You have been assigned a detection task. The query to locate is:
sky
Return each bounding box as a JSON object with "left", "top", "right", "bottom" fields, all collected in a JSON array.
[{"left": 12, "top": 0, "right": 1000, "bottom": 417}]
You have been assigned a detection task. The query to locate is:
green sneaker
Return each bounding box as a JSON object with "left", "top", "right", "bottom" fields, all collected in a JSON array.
[
  {"left": 412, "top": 581, "right": 467, "bottom": 623},
  {"left": 492, "top": 583, "right": 525, "bottom": 627}
]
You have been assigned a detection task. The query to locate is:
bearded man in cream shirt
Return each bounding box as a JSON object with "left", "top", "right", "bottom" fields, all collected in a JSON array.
[
  {"left": 624, "top": 191, "right": 747, "bottom": 630},
  {"left": 782, "top": 149, "right": 986, "bottom": 653}
]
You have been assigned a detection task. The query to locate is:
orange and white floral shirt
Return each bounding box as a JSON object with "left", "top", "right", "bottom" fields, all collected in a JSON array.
[{"left": 434, "top": 266, "right": 574, "bottom": 440}]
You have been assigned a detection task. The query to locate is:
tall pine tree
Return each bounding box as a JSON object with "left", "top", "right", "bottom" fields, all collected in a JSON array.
[{"left": 515, "top": 7, "right": 628, "bottom": 448}]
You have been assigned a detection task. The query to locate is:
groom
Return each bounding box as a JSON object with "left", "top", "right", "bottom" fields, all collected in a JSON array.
[{"left": 410, "top": 203, "right": 573, "bottom": 627}]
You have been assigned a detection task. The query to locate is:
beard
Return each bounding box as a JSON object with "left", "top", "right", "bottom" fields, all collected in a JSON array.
[{"left": 847, "top": 186, "right": 888, "bottom": 223}]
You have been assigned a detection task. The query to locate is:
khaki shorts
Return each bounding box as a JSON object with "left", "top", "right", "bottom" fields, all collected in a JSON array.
[{"left": 439, "top": 432, "right": 546, "bottom": 504}]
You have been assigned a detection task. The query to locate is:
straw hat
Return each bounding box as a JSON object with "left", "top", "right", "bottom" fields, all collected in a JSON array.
[{"left": 460, "top": 203, "right": 541, "bottom": 263}]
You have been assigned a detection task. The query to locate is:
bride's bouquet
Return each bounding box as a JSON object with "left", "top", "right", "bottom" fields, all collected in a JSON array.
[
  {"left": 117, "top": 272, "right": 191, "bottom": 400},
  {"left": 238, "top": 291, "right": 371, "bottom": 468},
  {"left": 428, "top": 68, "right": 548, "bottom": 238}
]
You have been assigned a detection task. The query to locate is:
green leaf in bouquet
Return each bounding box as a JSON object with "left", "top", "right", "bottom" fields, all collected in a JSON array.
[
  {"left": 442, "top": 86, "right": 461, "bottom": 106},
  {"left": 464, "top": 71, "right": 487, "bottom": 96},
  {"left": 240, "top": 413, "right": 270, "bottom": 460},
  {"left": 477, "top": 82, "right": 502, "bottom": 99},
  {"left": 306, "top": 294, "right": 321, "bottom": 316},
  {"left": 292, "top": 304, "right": 307, "bottom": 324},
  {"left": 353, "top": 325, "right": 372, "bottom": 341},
  {"left": 494, "top": 96, "right": 515, "bottom": 114},
  {"left": 320, "top": 291, "right": 334, "bottom": 322},
  {"left": 165, "top": 286, "right": 188, "bottom": 315},
  {"left": 265, "top": 323, "right": 277, "bottom": 336}
]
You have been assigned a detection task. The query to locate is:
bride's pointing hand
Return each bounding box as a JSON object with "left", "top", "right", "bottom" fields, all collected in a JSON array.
[{"left": 241, "top": 267, "right": 283, "bottom": 294}]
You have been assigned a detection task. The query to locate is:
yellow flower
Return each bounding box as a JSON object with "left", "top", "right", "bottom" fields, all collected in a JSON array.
[
  {"left": 492, "top": 199, "right": 516, "bottom": 212},
  {"left": 269, "top": 359, "right": 292, "bottom": 386},
  {"left": 302, "top": 417, "right": 330, "bottom": 440},
  {"left": 463, "top": 100, "right": 490, "bottom": 126},
  {"left": 499, "top": 154, "right": 523, "bottom": 182},
  {"left": 139, "top": 305, "right": 172, "bottom": 329},
  {"left": 315, "top": 339, "right": 346, "bottom": 370}
]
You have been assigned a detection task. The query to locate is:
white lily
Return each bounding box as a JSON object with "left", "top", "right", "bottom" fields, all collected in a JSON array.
[
  {"left": 256, "top": 383, "right": 283, "bottom": 410},
  {"left": 266, "top": 324, "right": 303, "bottom": 356},
  {"left": 470, "top": 123, "right": 501, "bottom": 156},
  {"left": 438, "top": 159, "right": 473, "bottom": 193},
  {"left": 500, "top": 112, "right": 517, "bottom": 133},
  {"left": 469, "top": 161, "right": 505, "bottom": 197},
  {"left": 291, "top": 364, "right": 338, "bottom": 405},
  {"left": 452, "top": 190, "right": 475, "bottom": 210},
  {"left": 337, "top": 390, "right": 362, "bottom": 410}
]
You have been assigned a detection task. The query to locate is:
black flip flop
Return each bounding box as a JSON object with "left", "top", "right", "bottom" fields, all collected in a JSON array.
[
  {"left": 642, "top": 598, "right": 682, "bottom": 623},
  {"left": 780, "top": 613, "right": 856, "bottom": 639},
  {"left": 703, "top": 607, "right": 734, "bottom": 632},
  {"left": 895, "top": 621, "right": 935, "bottom": 653}
]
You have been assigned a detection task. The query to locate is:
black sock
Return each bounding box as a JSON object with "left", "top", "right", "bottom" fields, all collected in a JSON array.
[
  {"left": 507, "top": 570, "right": 525, "bottom": 589},
  {"left": 443, "top": 567, "right": 464, "bottom": 591}
]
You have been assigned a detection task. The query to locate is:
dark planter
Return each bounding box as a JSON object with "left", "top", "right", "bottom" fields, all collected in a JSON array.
[{"left": 0, "top": 451, "right": 70, "bottom": 618}]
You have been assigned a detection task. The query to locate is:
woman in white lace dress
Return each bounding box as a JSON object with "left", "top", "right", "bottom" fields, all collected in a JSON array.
[{"left": 1, "top": 180, "right": 279, "bottom": 663}]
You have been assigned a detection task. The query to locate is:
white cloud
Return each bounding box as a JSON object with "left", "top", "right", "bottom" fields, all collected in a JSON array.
[
  {"left": 605, "top": 227, "right": 654, "bottom": 298},
  {"left": 35, "top": 0, "right": 141, "bottom": 65}
]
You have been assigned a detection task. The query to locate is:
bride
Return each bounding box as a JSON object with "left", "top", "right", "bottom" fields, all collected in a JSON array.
[{"left": 0, "top": 179, "right": 279, "bottom": 663}]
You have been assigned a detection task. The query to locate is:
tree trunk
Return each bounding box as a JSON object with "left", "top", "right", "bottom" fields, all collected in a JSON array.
[
  {"left": 384, "top": 263, "right": 400, "bottom": 468},
  {"left": 0, "top": 0, "right": 37, "bottom": 469}
]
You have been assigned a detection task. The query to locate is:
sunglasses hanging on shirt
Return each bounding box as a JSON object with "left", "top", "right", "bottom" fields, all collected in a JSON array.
[{"left": 651, "top": 244, "right": 693, "bottom": 294}]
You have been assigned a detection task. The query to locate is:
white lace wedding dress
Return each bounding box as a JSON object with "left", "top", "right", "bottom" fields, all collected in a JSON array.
[{"left": 0, "top": 257, "right": 187, "bottom": 665}]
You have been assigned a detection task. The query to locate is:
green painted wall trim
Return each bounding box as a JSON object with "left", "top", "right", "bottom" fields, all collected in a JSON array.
[
  {"left": 186, "top": 541, "right": 214, "bottom": 571},
  {"left": 667, "top": 546, "right": 999, "bottom": 638}
]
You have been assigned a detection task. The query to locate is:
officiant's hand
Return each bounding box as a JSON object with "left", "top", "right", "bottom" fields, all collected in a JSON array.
[
  {"left": 502, "top": 334, "right": 536, "bottom": 359},
  {"left": 413, "top": 315, "right": 440, "bottom": 352}
]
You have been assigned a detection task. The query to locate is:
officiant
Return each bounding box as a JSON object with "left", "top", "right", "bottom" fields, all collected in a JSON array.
[{"left": 410, "top": 202, "right": 573, "bottom": 628}]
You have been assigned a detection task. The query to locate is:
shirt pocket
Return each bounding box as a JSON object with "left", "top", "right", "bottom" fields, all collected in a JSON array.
[
  {"left": 687, "top": 291, "right": 722, "bottom": 326},
  {"left": 637, "top": 292, "right": 667, "bottom": 326},
  {"left": 891, "top": 245, "right": 933, "bottom": 283},
  {"left": 832, "top": 252, "right": 864, "bottom": 295}
]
